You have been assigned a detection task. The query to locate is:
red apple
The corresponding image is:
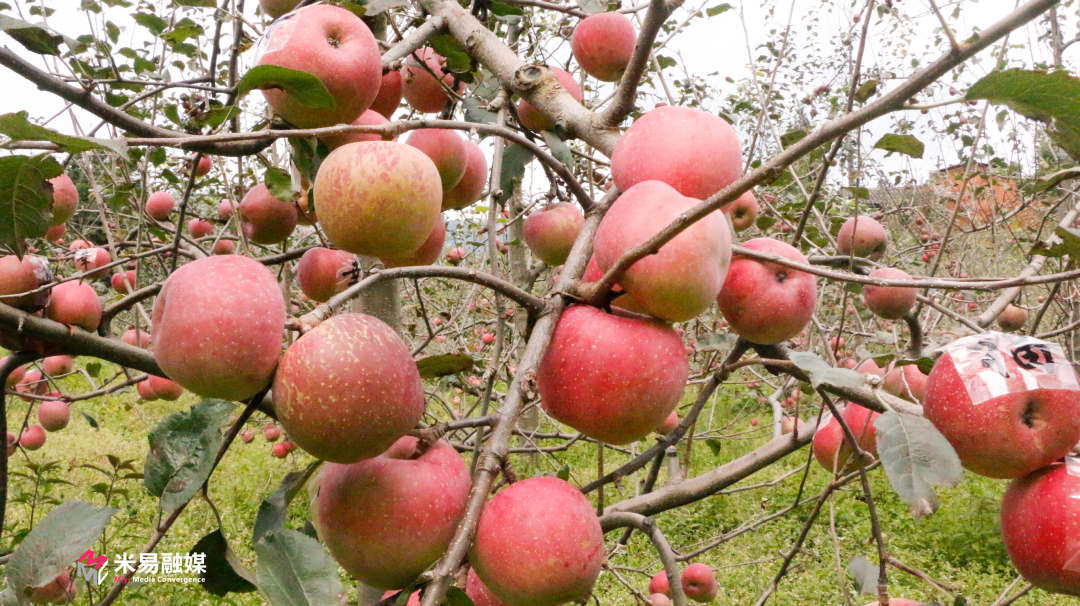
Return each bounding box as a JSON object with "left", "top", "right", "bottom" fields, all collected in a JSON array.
[
  {"left": 271, "top": 442, "right": 289, "bottom": 458},
  {"left": 152, "top": 255, "right": 286, "bottom": 401},
  {"left": 45, "top": 281, "right": 102, "bottom": 332},
  {"left": 68, "top": 240, "right": 90, "bottom": 251},
  {"left": 924, "top": 332, "right": 1080, "bottom": 478},
  {"left": 813, "top": 402, "right": 878, "bottom": 472},
  {"left": 467, "top": 568, "right": 510, "bottom": 606},
  {"left": 517, "top": 67, "right": 583, "bottom": 132},
  {"left": 322, "top": 109, "right": 391, "bottom": 150},
  {"left": 27, "top": 569, "right": 77, "bottom": 604},
  {"left": 47, "top": 174, "right": 79, "bottom": 226},
  {"left": 382, "top": 215, "right": 446, "bottom": 268},
  {"left": 194, "top": 156, "right": 212, "bottom": 177},
  {"left": 2, "top": 357, "right": 26, "bottom": 388},
  {"left": 720, "top": 190, "right": 759, "bottom": 232},
  {"left": 274, "top": 313, "right": 425, "bottom": 463},
  {"left": 188, "top": 218, "right": 214, "bottom": 239},
  {"left": 401, "top": 48, "right": 465, "bottom": 114},
  {"left": 123, "top": 328, "right": 151, "bottom": 349},
  {"left": 0, "top": 254, "right": 51, "bottom": 311},
  {"left": 111, "top": 270, "right": 137, "bottom": 294},
  {"left": 17, "top": 369, "right": 46, "bottom": 403},
  {"left": 649, "top": 571, "right": 671, "bottom": 596},
  {"left": 717, "top": 238, "right": 817, "bottom": 345},
  {"left": 370, "top": 70, "right": 404, "bottom": 118},
  {"left": 442, "top": 139, "right": 488, "bottom": 210},
  {"left": 256, "top": 5, "right": 381, "bottom": 128},
  {"left": 594, "top": 180, "right": 730, "bottom": 322},
  {"left": 74, "top": 247, "right": 111, "bottom": 279},
  {"left": 470, "top": 477, "right": 604, "bottom": 606},
  {"left": 313, "top": 437, "right": 470, "bottom": 588},
  {"left": 44, "top": 224, "right": 65, "bottom": 242},
  {"left": 241, "top": 428, "right": 255, "bottom": 443},
  {"left": 148, "top": 375, "right": 184, "bottom": 401},
  {"left": 263, "top": 423, "right": 281, "bottom": 442},
  {"left": 572, "top": 12, "right": 636, "bottom": 82},
  {"left": 42, "top": 355, "right": 73, "bottom": 377},
  {"left": 681, "top": 563, "right": 718, "bottom": 603},
  {"left": 998, "top": 304, "right": 1029, "bottom": 332},
  {"left": 218, "top": 200, "right": 234, "bottom": 221},
  {"left": 20, "top": 424, "right": 46, "bottom": 450},
  {"left": 882, "top": 363, "right": 928, "bottom": 403},
  {"left": 212, "top": 239, "right": 235, "bottom": 255},
  {"left": 855, "top": 358, "right": 884, "bottom": 377},
  {"left": 240, "top": 184, "right": 298, "bottom": 244},
  {"left": 656, "top": 411, "right": 679, "bottom": 434},
  {"left": 37, "top": 400, "right": 70, "bottom": 432},
  {"left": 523, "top": 202, "right": 584, "bottom": 267},
  {"left": 611, "top": 106, "right": 743, "bottom": 201},
  {"left": 538, "top": 305, "right": 688, "bottom": 445},
  {"left": 863, "top": 268, "right": 916, "bottom": 319},
  {"left": 297, "top": 247, "right": 360, "bottom": 302},
  {"left": 5, "top": 432, "right": 14, "bottom": 457},
  {"left": 836, "top": 215, "right": 887, "bottom": 260},
  {"left": 145, "top": 191, "right": 175, "bottom": 221},
  {"left": 405, "top": 129, "right": 468, "bottom": 191},
  {"left": 650, "top": 594, "right": 673, "bottom": 606},
  {"left": 445, "top": 247, "right": 466, "bottom": 265}
]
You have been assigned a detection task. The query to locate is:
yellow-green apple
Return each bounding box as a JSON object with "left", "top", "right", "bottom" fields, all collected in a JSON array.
[
  {"left": 256, "top": 5, "right": 381, "bottom": 128},
  {"left": 717, "top": 238, "right": 817, "bottom": 345},
  {"left": 924, "top": 332, "right": 1080, "bottom": 478},
  {"left": 466, "top": 568, "right": 510, "bottom": 606},
  {"left": 611, "top": 106, "right": 742, "bottom": 200},
  {"left": 42, "top": 355, "right": 73, "bottom": 377},
  {"left": 47, "top": 174, "right": 78, "bottom": 226},
  {"left": 812, "top": 402, "right": 878, "bottom": 473},
  {"left": 0, "top": 254, "right": 51, "bottom": 311},
  {"left": 882, "top": 363, "right": 928, "bottom": 403},
  {"left": 74, "top": 247, "right": 111, "bottom": 279},
  {"left": 594, "top": 180, "right": 730, "bottom": 322},
  {"left": 45, "top": 281, "right": 101, "bottom": 332},
  {"left": 20, "top": 424, "right": 46, "bottom": 450},
  {"left": 382, "top": 215, "right": 446, "bottom": 268},
  {"left": 151, "top": 255, "right": 286, "bottom": 401},
  {"left": 538, "top": 305, "right": 688, "bottom": 444},
  {"left": 37, "top": 400, "right": 69, "bottom": 432},
  {"left": 681, "top": 563, "right": 718, "bottom": 603},
  {"left": 405, "top": 129, "right": 468, "bottom": 191},
  {"left": 322, "top": 110, "right": 390, "bottom": 150},
  {"left": 571, "top": 12, "right": 636, "bottom": 82},
  {"left": 402, "top": 48, "right": 464, "bottom": 114},
  {"left": 188, "top": 218, "right": 214, "bottom": 239},
  {"left": 836, "top": 215, "right": 887, "bottom": 260},
  {"left": 863, "top": 267, "right": 915, "bottom": 319},
  {"left": 313, "top": 437, "right": 470, "bottom": 588},
  {"left": 273, "top": 313, "right": 425, "bottom": 463},
  {"left": 296, "top": 247, "right": 359, "bottom": 302},
  {"left": 470, "top": 476, "right": 604, "bottom": 606},
  {"left": 442, "top": 140, "right": 488, "bottom": 210},
  {"left": 998, "top": 304, "right": 1029, "bottom": 332},
  {"left": 239, "top": 184, "right": 298, "bottom": 244},
  {"left": 523, "top": 202, "right": 584, "bottom": 266},
  {"left": 370, "top": 70, "right": 403, "bottom": 118},
  {"left": 517, "top": 67, "right": 583, "bottom": 132},
  {"left": 314, "top": 141, "right": 442, "bottom": 258},
  {"left": 145, "top": 191, "right": 174, "bottom": 221}
]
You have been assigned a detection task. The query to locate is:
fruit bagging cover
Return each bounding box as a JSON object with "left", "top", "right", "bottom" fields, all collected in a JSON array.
[{"left": 939, "top": 331, "right": 1080, "bottom": 405}]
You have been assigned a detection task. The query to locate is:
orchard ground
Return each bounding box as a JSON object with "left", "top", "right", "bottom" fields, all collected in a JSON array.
[{"left": 5, "top": 356, "right": 1069, "bottom": 606}]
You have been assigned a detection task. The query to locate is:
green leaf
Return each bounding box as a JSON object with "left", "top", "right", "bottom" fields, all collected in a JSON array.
[
  {"left": 462, "top": 98, "right": 497, "bottom": 126},
  {"left": 706, "top": 3, "right": 732, "bottom": 16},
  {"left": 967, "top": 69, "right": 1080, "bottom": 160},
  {"left": 655, "top": 55, "right": 677, "bottom": 70},
  {"left": 0, "top": 112, "right": 128, "bottom": 157},
  {"left": 255, "top": 530, "right": 345, "bottom": 606},
  {"left": 237, "top": 65, "right": 334, "bottom": 110},
  {"left": 541, "top": 131, "right": 575, "bottom": 169},
  {"left": 1031, "top": 226, "right": 1080, "bottom": 258},
  {"left": 873, "top": 134, "right": 925, "bottom": 159},
  {"left": 447, "top": 587, "right": 476, "bottom": 606},
  {"left": 788, "top": 352, "right": 866, "bottom": 389},
  {"left": 5, "top": 501, "right": 116, "bottom": 600},
  {"left": 416, "top": 353, "right": 475, "bottom": 378},
  {"left": 144, "top": 399, "right": 234, "bottom": 513},
  {"left": 847, "top": 555, "right": 878, "bottom": 595},
  {"left": 498, "top": 143, "right": 533, "bottom": 203},
  {"left": 705, "top": 438, "right": 722, "bottom": 457},
  {"left": 489, "top": 1, "right": 524, "bottom": 16},
  {"left": 556, "top": 464, "right": 570, "bottom": 481},
  {"left": 0, "top": 154, "right": 62, "bottom": 254},
  {"left": 132, "top": 12, "right": 168, "bottom": 35},
  {"left": 895, "top": 357, "right": 934, "bottom": 375},
  {"left": 81, "top": 412, "right": 99, "bottom": 429},
  {"left": 0, "top": 15, "right": 63, "bottom": 55},
  {"left": 779, "top": 129, "right": 807, "bottom": 148},
  {"left": 253, "top": 461, "right": 321, "bottom": 544},
  {"left": 264, "top": 167, "right": 293, "bottom": 203},
  {"left": 874, "top": 411, "right": 962, "bottom": 518},
  {"left": 853, "top": 80, "right": 878, "bottom": 104},
  {"left": 192, "top": 529, "right": 257, "bottom": 596},
  {"left": 172, "top": 0, "right": 216, "bottom": 6},
  {"left": 575, "top": 0, "right": 607, "bottom": 14}
]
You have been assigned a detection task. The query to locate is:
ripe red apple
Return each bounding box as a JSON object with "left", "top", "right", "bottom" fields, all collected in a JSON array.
[
  {"left": 150, "top": 375, "right": 184, "bottom": 401},
  {"left": 271, "top": 442, "right": 289, "bottom": 458},
  {"left": 152, "top": 255, "right": 286, "bottom": 401},
  {"left": 649, "top": 571, "right": 671, "bottom": 596},
  {"left": 297, "top": 247, "right": 360, "bottom": 302},
  {"left": 20, "top": 424, "right": 46, "bottom": 450},
  {"left": 145, "top": 191, "right": 175, "bottom": 221},
  {"left": 123, "top": 328, "right": 151, "bottom": 349},
  {"left": 656, "top": 411, "right": 679, "bottom": 434},
  {"left": 812, "top": 403, "right": 878, "bottom": 472},
  {"left": 855, "top": 358, "right": 884, "bottom": 377},
  {"left": 241, "top": 428, "right": 255, "bottom": 443},
  {"left": 0, "top": 254, "right": 51, "bottom": 310},
  {"left": 717, "top": 238, "right": 817, "bottom": 345},
  {"left": 538, "top": 305, "right": 688, "bottom": 444},
  {"left": 470, "top": 476, "right": 604, "bottom": 606},
  {"left": 863, "top": 268, "right": 916, "bottom": 319},
  {"left": 45, "top": 281, "right": 102, "bottom": 332},
  {"left": 42, "top": 355, "right": 73, "bottom": 377},
  {"left": 322, "top": 109, "right": 391, "bottom": 150},
  {"left": 188, "top": 218, "right": 214, "bottom": 239},
  {"left": 401, "top": 48, "right": 465, "bottom": 113},
  {"left": 572, "top": 12, "right": 636, "bottom": 81},
  {"left": 924, "top": 332, "right": 1080, "bottom": 479},
  {"left": 218, "top": 200, "right": 234, "bottom": 221},
  {"left": 611, "top": 106, "right": 743, "bottom": 201},
  {"left": 111, "top": 270, "right": 137, "bottom": 294},
  {"left": 405, "top": 129, "right": 468, "bottom": 191},
  {"left": 370, "top": 70, "right": 404, "bottom": 118},
  {"left": 1001, "top": 458, "right": 1080, "bottom": 596},
  {"left": 38, "top": 400, "right": 70, "bottom": 432},
  {"left": 445, "top": 247, "right": 466, "bottom": 264},
  {"left": 594, "top": 180, "right": 730, "bottom": 322},
  {"left": 17, "top": 369, "right": 46, "bottom": 402},
  {"left": 212, "top": 239, "right": 235, "bottom": 255},
  {"left": 259, "top": 0, "right": 301, "bottom": 19},
  {"left": 274, "top": 313, "right": 425, "bottom": 463},
  {"left": 720, "top": 191, "right": 759, "bottom": 232},
  {"left": 27, "top": 570, "right": 77, "bottom": 604},
  {"left": 74, "top": 247, "right": 111, "bottom": 279},
  {"left": 47, "top": 174, "right": 79, "bottom": 226},
  {"left": 442, "top": 139, "right": 488, "bottom": 210},
  {"left": 882, "top": 363, "right": 928, "bottom": 403},
  {"left": 2, "top": 357, "right": 26, "bottom": 388},
  {"left": 836, "top": 215, "right": 887, "bottom": 260},
  {"left": 194, "top": 156, "right": 212, "bottom": 177},
  {"left": 998, "top": 304, "right": 1029, "bottom": 332},
  {"left": 650, "top": 594, "right": 673, "bottom": 606},
  {"left": 263, "top": 423, "right": 281, "bottom": 442},
  {"left": 523, "top": 202, "right": 584, "bottom": 267},
  {"left": 256, "top": 5, "right": 381, "bottom": 128},
  {"left": 517, "top": 67, "right": 583, "bottom": 132},
  {"left": 467, "top": 568, "right": 510, "bottom": 606},
  {"left": 44, "top": 224, "right": 65, "bottom": 242},
  {"left": 239, "top": 184, "right": 298, "bottom": 245},
  {"left": 313, "top": 437, "right": 470, "bottom": 588},
  {"left": 382, "top": 215, "right": 446, "bottom": 268},
  {"left": 68, "top": 240, "right": 90, "bottom": 251},
  {"left": 682, "top": 563, "right": 718, "bottom": 603},
  {"left": 314, "top": 141, "right": 442, "bottom": 258}
]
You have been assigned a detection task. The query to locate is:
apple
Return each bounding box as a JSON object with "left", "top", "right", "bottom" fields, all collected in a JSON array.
[
  {"left": 44, "top": 224, "right": 65, "bottom": 242},
  {"left": 297, "top": 247, "right": 360, "bottom": 302},
  {"left": 42, "top": 355, "right": 73, "bottom": 376},
  {"left": 861, "top": 600, "right": 922, "bottom": 606},
  {"left": 445, "top": 247, "right": 466, "bottom": 265},
  {"left": 27, "top": 570, "right": 77, "bottom": 604},
  {"left": 188, "top": 218, "right": 214, "bottom": 239},
  {"left": 370, "top": 70, "right": 404, "bottom": 118},
  {"left": 467, "top": 568, "right": 510, "bottom": 606},
  {"left": 517, "top": 67, "right": 583, "bottom": 132},
  {"left": 313, "top": 437, "right": 470, "bottom": 588},
  {"left": 720, "top": 191, "right": 759, "bottom": 232},
  {"left": 123, "top": 328, "right": 151, "bottom": 349},
  {"left": 470, "top": 476, "right": 604, "bottom": 606},
  {"left": 656, "top": 411, "right": 679, "bottom": 434},
  {"left": 594, "top": 180, "right": 730, "bottom": 322},
  {"left": 523, "top": 202, "right": 584, "bottom": 266},
  {"left": 405, "top": 129, "right": 468, "bottom": 193},
  {"left": 611, "top": 106, "right": 743, "bottom": 201},
  {"left": 442, "top": 139, "right": 488, "bottom": 210},
  {"left": 45, "top": 281, "right": 102, "bottom": 332},
  {"left": 263, "top": 423, "right": 281, "bottom": 442},
  {"left": 282, "top": 440, "right": 297, "bottom": 453},
  {"left": 241, "top": 428, "right": 255, "bottom": 443},
  {"left": 212, "top": 239, "right": 235, "bottom": 255},
  {"left": 20, "top": 424, "right": 46, "bottom": 450},
  {"left": 152, "top": 255, "right": 286, "bottom": 401},
  {"left": 650, "top": 594, "right": 673, "bottom": 606},
  {"left": 382, "top": 591, "right": 421, "bottom": 606},
  {"left": 998, "top": 304, "right": 1029, "bottom": 332},
  {"left": 239, "top": 184, "right": 298, "bottom": 245},
  {"left": 716, "top": 238, "right": 817, "bottom": 345},
  {"left": 68, "top": 240, "right": 90, "bottom": 251},
  {"left": 2, "top": 357, "right": 26, "bottom": 388},
  {"left": 862, "top": 268, "right": 916, "bottom": 319},
  {"left": 271, "top": 442, "right": 289, "bottom": 458},
  {"left": 274, "top": 313, "right": 425, "bottom": 463},
  {"left": 401, "top": 48, "right": 465, "bottom": 113},
  {"left": 74, "top": 247, "right": 111, "bottom": 279},
  {"left": 836, "top": 215, "right": 887, "bottom": 260},
  {"left": 145, "top": 191, "right": 175, "bottom": 221},
  {"left": 1000, "top": 458, "right": 1080, "bottom": 596},
  {"left": 17, "top": 370, "right": 47, "bottom": 402},
  {"left": 382, "top": 215, "right": 446, "bottom": 268},
  {"left": 150, "top": 375, "right": 184, "bottom": 401},
  {"left": 571, "top": 12, "right": 636, "bottom": 82},
  {"left": 681, "top": 563, "right": 718, "bottom": 603},
  {"left": 923, "top": 332, "right": 1080, "bottom": 478},
  {"left": 322, "top": 110, "right": 391, "bottom": 150},
  {"left": 882, "top": 363, "right": 928, "bottom": 403},
  {"left": 649, "top": 571, "right": 671, "bottom": 596},
  {"left": 538, "top": 305, "right": 688, "bottom": 445},
  {"left": 218, "top": 200, "right": 234, "bottom": 221},
  {"left": 812, "top": 402, "right": 878, "bottom": 473},
  {"left": 259, "top": 0, "right": 301, "bottom": 19},
  {"left": 0, "top": 254, "right": 51, "bottom": 311},
  {"left": 47, "top": 174, "right": 79, "bottom": 226},
  {"left": 314, "top": 141, "right": 442, "bottom": 259},
  {"left": 855, "top": 358, "right": 884, "bottom": 377},
  {"left": 256, "top": 5, "right": 381, "bottom": 128},
  {"left": 37, "top": 400, "right": 70, "bottom": 432},
  {"left": 110, "top": 270, "right": 137, "bottom": 294},
  {"left": 194, "top": 156, "right": 213, "bottom": 177}
]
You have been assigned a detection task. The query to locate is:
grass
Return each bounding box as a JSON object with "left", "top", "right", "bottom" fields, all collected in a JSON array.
[{"left": 1, "top": 357, "right": 1069, "bottom": 606}]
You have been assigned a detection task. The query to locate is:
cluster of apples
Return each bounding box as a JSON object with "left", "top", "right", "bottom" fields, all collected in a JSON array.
[{"left": 3, "top": 355, "right": 76, "bottom": 454}]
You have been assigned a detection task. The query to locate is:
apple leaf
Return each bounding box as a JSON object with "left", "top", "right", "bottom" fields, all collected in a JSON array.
[
  {"left": 779, "top": 129, "right": 807, "bottom": 148},
  {"left": 447, "top": 587, "right": 476, "bottom": 606},
  {"left": 499, "top": 143, "right": 533, "bottom": 202},
  {"left": 966, "top": 69, "right": 1080, "bottom": 161},
  {"left": 1030, "top": 226, "right": 1080, "bottom": 258},
  {"left": 144, "top": 399, "right": 234, "bottom": 513},
  {"left": 0, "top": 14, "right": 63, "bottom": 55},
  {"left": 0, "top": 112, "right": 128, "bottom": 157},
  {"left": 5, "top": 501, "right": 117, "bottom": 601},
  {"left": 264, "top": 167, "right": 293, "bottom": 203},
  {"left": 575, "top": 0, "right": 607, "bottom": 14},
  {"left": 541, "top": 131, "right": 575, "bottom": 169},
  {"left": 847, "top": 555, "right": 878, "bottom": 595},
  {"left": 874, "top": 411, "right": 962, "bottom": 518},
  {"left": 894, "top": 357, "right": 934, "bottom": 375},
  {"left": 416, "top": 353, "right": 475, "bottom": 378},
  {"left": 253, "top": 461, "right": 322, "bottom": 544},
  {"left": 192, "top": 529, "right": 258, "bottom": 596},
  {"left": 706, "top": 3, "right": 732, "bottom": 17},
  {"left": 0, "top": 154, "right": 62, "bottom": 255},
  {"left": 853, "top": 80, "right": 878, "bottom": 104},
  {"left": 873, "top": 134, "right": 924, "bottom": 159},
  {"left": 237, "top": 65, "right": 334, "bottom": 110},
  {"left": 255, "top": 529, "right": 345, "bottom": 606},
  {"left": 462, "top": 98, "right": 498, "bottom": 127},
  {"left": 788, "top": 352, "right": 865, "bottom": 389},
  {"left": 705, "top": 438, "right": 722, "bottom": 457}
]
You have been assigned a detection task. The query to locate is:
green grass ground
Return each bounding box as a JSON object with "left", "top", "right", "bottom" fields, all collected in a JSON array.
[{"left": 1, "top": 358, "right": 1069, "bottom": 606}]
